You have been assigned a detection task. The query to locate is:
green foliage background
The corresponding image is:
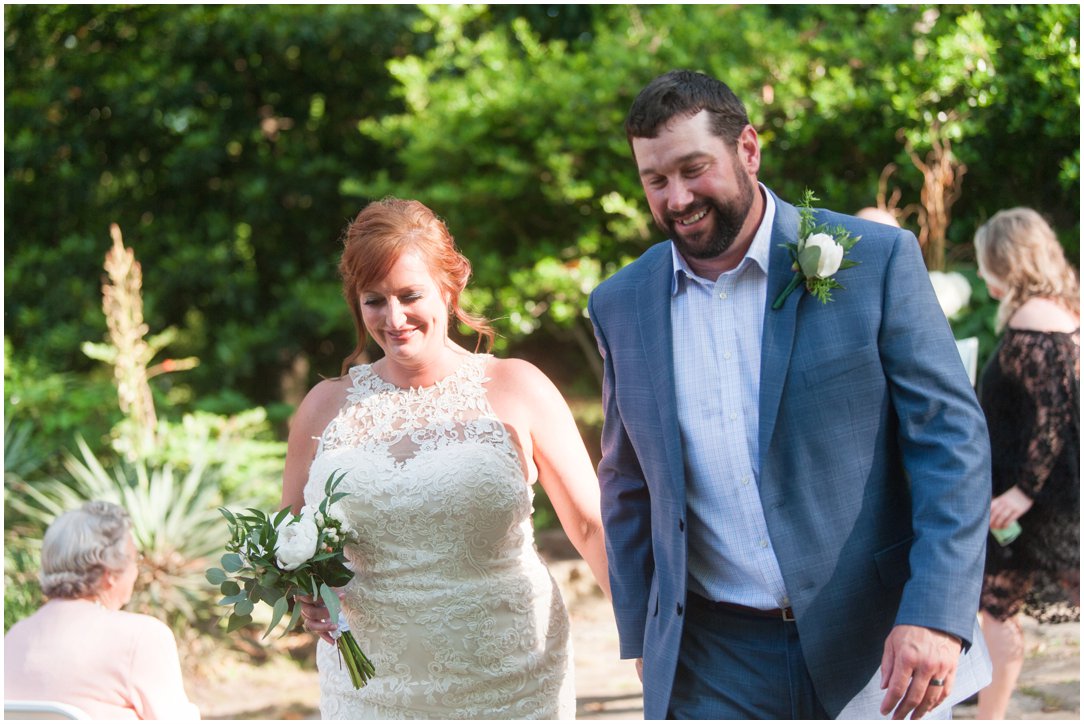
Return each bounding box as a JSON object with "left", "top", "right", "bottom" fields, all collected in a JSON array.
[
  {"left": 5, "top": 4, "right": 1079, "bottom": 508},
  {"left": 7, "top": 5, "right": 1079, "bottom": 414}
]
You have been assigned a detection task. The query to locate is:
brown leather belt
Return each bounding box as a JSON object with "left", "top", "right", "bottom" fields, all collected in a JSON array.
[{"left": 688, "top": 591, "right": 796, "bottom": 621}]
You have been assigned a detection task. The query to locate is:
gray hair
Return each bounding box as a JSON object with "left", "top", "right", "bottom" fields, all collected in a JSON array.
[{"left": 40, "top": 500, "right": 132, "bottom": 599}]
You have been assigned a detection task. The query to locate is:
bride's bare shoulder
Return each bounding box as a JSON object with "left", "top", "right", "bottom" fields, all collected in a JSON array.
[
  {"left": 483, "top": 356, "right": 570, "bottom": 420},
  {"left": 292, "top": 374, "right": 353, "bottom": 435},
  {"left": 484, "top": 356, "right": 553, "bottom": 392}
]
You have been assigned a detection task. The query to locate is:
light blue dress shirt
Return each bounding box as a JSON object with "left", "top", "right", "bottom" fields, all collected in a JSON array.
[{"left": 670, "top": 186, "right": 790, "bottom": 609}]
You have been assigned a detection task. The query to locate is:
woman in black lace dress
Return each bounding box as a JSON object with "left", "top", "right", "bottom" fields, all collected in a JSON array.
[{"left": 972, "top": 207, "right": 1079, "bottom": 719}]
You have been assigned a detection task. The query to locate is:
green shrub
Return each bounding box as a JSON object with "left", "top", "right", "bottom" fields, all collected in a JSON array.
[
  {"left": 4, "top": 340, "right": 119, "bottom": 478},
  {"left": 3, "top": 537, "right": 42, "bottom": 633},
  {"left": 148, "top": 409, "right": 286, "bottom": 510}
]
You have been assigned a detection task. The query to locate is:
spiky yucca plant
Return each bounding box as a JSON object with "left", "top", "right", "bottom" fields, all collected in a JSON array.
[{"left": 4, "top": 417, "right": 44, "bottom": 630}]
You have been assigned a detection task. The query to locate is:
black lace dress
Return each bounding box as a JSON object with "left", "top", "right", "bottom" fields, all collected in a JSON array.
[{"left": 978, "top": 327, "right": 1080, "bottom": 623}]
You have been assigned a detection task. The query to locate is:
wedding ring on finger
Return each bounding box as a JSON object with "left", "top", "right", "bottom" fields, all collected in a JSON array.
[{"left": 929, "top": 678, "right": 945, "bottom": 687}]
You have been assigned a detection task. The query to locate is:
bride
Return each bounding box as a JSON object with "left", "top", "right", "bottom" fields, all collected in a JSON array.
[{"left": 281, "top": 197, "right": 610, "bottom": 719}]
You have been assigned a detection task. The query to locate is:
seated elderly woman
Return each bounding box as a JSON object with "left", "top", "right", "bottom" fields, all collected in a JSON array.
[{"left": 5, "top": 501, "right": 200, "bottom": 720}]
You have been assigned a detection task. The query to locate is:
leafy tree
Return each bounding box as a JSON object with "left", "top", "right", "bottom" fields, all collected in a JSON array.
[
  {"left": 5, "top": 5, "right": 423, "bottom": 409},
  {"left": 962, "top": 4, "right": 1080, "bottom": 257},
  {"left": 5, "top": 4, "right": 1078, "bottom": 409},
  {"left": 347, "top": 4, "right": 1078, "bottom": 382}
]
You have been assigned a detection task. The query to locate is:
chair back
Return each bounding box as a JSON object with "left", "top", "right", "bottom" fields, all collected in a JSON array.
[
  {"left": 4, "top": 700, "right": 91, "bottom": 720},
  {"left": 955, "top": 336, "right": 980, "bottom": 386}
]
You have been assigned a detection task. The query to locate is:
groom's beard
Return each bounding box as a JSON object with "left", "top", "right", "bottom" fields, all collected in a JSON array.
[{"left": 664, "top": 168, "right": 756, "bottom": 261}]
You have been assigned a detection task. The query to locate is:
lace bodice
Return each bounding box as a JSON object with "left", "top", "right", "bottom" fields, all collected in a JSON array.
[
  {"left": 316, "top": 354, "right": 523, "bottom": 469},
  {"left": 304, "top": 354, "right": 573, "bottom": 719}
]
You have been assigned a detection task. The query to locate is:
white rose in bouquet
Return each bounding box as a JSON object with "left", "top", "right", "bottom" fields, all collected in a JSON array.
[
  {"left": 800, "top": 233, "right": 845, "bottom": 278},
  {"left": 275, "top": 514, "right": 320, "bottom": 571},
  {"left": 327, "top": 499, "right": 354, "bottom": 536},
  {"left": 929, "top": 270, "right": 972, "bottom": 319},
  {"left": 209, "top": 470, "right": 374, "bottom": 689}
]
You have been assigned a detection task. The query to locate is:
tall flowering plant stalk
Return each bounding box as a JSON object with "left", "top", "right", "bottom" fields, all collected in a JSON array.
[
  {"left": 80, "top": 223, "right": 197, "bottom": 461},
  {"left": 206, "top": 471, "right": 375, "bottom": 688}
]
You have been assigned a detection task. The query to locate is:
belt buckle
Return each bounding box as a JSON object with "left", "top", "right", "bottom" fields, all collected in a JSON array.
[{"left": 782, "top": 607, "right": 796, "bottom": 622}]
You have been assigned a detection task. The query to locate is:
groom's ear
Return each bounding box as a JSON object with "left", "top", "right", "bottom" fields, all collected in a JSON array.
[{"left": 736, "top": 124, "right": 761, "bottom": 177}]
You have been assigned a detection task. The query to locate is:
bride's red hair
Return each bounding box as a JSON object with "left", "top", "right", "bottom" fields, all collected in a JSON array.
[{"left": 338, "top": 198, "right": 494, "bottom": 373}]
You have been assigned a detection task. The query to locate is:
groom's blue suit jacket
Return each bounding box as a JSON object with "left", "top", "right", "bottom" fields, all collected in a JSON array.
[{"left": 587, "top": 191, "right": 991, "bottom": 718}]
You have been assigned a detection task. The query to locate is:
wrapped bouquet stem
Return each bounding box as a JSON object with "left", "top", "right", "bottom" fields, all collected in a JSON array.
[
  {"left": 332, "top": 613, "right": 374, "bottom": 688},
  {"left": 206, "top": 471, "right": 375, "bottom": 688}
]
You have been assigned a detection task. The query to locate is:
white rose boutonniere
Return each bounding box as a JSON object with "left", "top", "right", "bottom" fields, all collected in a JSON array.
[
  {"left": 801, "top": 233, "right": 845, "bottom": 278},
  {"left": 772, "top": 190, "right": 861, "bottom": 309}
]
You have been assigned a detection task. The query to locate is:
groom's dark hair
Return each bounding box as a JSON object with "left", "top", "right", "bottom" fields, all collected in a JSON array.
[{"left": 625, "top": 69, "right": 750, "bottom": 147}]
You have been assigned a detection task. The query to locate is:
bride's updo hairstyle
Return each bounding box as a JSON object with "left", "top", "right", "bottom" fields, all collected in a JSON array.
[{"left": 339, "top": 197, "right": 495, "bottom": 372}]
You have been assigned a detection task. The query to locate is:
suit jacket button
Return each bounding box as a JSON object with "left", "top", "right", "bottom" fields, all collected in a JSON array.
[
  {"left": 678, "top": 519, "right": 685, "bottom": 532},
  {"left": 676, "top": 602, "right": 684, "bottom": 615}
]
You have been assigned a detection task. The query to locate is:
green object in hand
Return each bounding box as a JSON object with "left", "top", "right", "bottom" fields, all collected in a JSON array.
[{"left": 991, "top": 520, "right": 1022, "bottom": 546}]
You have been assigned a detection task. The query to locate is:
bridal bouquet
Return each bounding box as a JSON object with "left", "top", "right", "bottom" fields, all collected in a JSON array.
[{"left": 206, "top": 471, "right": 375, "bottom": 688}]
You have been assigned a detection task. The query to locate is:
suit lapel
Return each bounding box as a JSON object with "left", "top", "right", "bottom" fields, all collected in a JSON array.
[
  {"left": 636, "top": 247, "right": 687, "bottom": 495},
  {"left": 759, "top": 197, "right": 802, "bottom": 459}
]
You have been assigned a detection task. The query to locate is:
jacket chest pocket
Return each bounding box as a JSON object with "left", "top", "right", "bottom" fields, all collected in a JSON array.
[{"left": 794, "top": 343, "right": 880, "bottom": 388}]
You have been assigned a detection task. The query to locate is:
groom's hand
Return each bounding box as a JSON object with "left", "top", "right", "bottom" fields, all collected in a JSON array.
[{"left": 879, "top": 624, "right": 962, "bottom": 719}]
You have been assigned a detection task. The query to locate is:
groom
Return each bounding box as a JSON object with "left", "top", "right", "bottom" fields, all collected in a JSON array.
[{"left": 588, "top": 70, "right": 992, "bottom": 719}]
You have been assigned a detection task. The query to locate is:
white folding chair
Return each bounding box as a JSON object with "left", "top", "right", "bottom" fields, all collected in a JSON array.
[
  {"left": 4, "top": 700, "right": 90, "bottom": 720},
  {"left": 955, "top": 336, "right": 979, "bottom": 387}
]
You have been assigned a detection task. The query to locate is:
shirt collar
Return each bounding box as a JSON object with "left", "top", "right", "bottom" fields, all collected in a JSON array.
[{"left": 671, "top": 183, "right": 775, "bottom": 295}]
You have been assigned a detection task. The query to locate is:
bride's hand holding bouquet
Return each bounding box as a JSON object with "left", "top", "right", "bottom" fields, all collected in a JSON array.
[{"left": 206, "top": 471, "right": 375, "bottom": 688}]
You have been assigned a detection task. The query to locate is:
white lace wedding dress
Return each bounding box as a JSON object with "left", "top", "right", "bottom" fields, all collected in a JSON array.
[{"left": 305, "top": 354, "right": 574, "bottom": 719}]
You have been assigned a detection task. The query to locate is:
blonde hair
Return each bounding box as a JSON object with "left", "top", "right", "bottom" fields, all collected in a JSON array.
[
  {"left": 338, "top": 198, "right": 494, "bottom": 373},
  {"left": 40, "top": 501, "right": 131, "bottom": 599},
  {"left": 974, "top": 207, "right": 1079, "bottom": 332}
]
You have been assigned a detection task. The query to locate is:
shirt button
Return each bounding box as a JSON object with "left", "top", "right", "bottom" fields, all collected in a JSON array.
[
  {"left": 723, "top": 351, "right": 732, "bottom": 360},
  {"left": 729, "top": 412, "right": 737, "bottom": 421},
  {"left": 718, "top": 291, "right": 728, "bottom": 300},
  {"left": 759, "top": 539, "right": 769, "bottom": 548},
  {"left": 742, "top": 475, "right": 750, "bottom": 486}
]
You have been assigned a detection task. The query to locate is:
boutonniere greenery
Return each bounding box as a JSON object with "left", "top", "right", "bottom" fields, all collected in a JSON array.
[{"left": 771, "top": 189, "right": 861, "bottom": 310}]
